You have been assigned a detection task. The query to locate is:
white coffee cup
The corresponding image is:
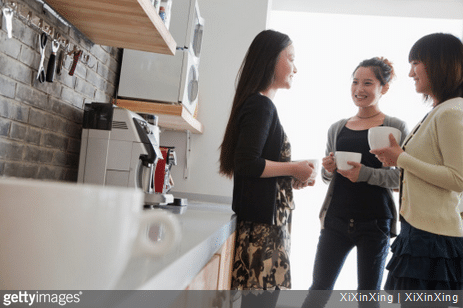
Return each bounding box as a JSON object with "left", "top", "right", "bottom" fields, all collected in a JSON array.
[
  {"left": 307, "top": 159, "right": 319, "bottom": 181},
  {"left": 335, "top": 151, "right": 362, "bottom": 170},
  {"left": 368, "top": 126, "right": 402, "bottom": 150},
  {"left": 0, "top": 177, "right": 181, "bottom": 290},
  {"left": 293, "top": 159, "right": 319, "bottom": 182}
]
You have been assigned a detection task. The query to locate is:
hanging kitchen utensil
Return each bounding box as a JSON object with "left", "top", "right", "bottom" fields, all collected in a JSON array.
[
  {"left": 56, "top": 49, "right": 64, "bottom": 76},
  {"left": 36, "top": 32, "right": 47, "bottom": 83},
  {"left": 46, "top": 39, "right": 59, "bottom": 82},
  {"left": 2, "top": 6, "right": 14, "bottom": 39},
  {"left": 69, "top": 49, "right": 82, "bottom": 76}
]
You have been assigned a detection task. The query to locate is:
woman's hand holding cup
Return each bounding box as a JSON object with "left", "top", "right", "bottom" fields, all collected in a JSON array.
[
  {"left": 292, "top": 160, "right": 317, "bottom": 189},
  {"left": 370, "top": 133, "right": 404, "bottom": 167},
  {"left": 322, "top": 152, "right": 336, "bottom": 173},
  {"left": 294, "top": 160, "right": 314, "bottom": 181}
]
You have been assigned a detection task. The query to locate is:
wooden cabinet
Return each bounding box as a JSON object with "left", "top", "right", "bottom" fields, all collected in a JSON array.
[
  {"left": 168, "top": 231, "right": 237, "bottom": 308},
  {"left": 44, "top": 0, "right": 176, "bottom": 55},
  {"left": 186, "top": 254, "right": 221, "bottom": 290},
  {"left": 186, "top": 231, "right": 236, "bottom": 290},
  {"left": 166, "top": 232, "right": 236, "bottom": 308},
  {"left": 217, "top": 230, "right": 235, "bottom": 290}
]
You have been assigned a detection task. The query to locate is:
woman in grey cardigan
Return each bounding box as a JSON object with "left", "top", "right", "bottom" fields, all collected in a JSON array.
[{"left": 302, "top": 57, "right": 408, "bottom": 308}]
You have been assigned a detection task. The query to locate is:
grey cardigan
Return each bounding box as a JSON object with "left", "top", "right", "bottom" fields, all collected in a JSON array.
[{"left": 319, "top": 115, "right": 408, "bottom": 237}]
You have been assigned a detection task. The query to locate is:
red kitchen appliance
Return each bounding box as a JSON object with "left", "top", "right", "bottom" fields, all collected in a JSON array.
[{"left": 155, "top": 147, "right": 177, "bottom": 194}]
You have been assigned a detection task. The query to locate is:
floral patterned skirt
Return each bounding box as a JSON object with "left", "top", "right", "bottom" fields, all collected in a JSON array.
[{"left": 231, "top": 200, "right": 292, "bottom": 290}]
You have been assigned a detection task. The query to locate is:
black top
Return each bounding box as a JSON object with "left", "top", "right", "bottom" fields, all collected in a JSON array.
[
  {"left": 232, "top": 93, "right": 287, "bottom": 225},
  {"left": 327, "top": 126, "right": 393, "bottom": 220}
]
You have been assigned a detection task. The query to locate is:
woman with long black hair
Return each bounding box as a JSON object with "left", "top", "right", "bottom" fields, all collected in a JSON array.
[{"left": 220, "top": 29, "right": 315, "bottom": 307}]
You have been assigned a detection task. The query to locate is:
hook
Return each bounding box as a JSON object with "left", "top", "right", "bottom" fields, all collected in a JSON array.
[
  {"left": 66, "top": 45, "right": 78, "bottom": 56},
  {"left": 55, "top": 33, "right": 69, "bottom": 50},
  {"left": 81, "top": 53, "right": 94, "bottom": 68},
  {"left": 4, "top": 1, "right": 16, "bottom": 10},
  {"left": 25, "top": 10, "right": 32, "bottom": 26}
]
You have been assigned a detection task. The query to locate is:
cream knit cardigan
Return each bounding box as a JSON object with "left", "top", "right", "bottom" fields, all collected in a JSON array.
[{"left": 398, "top": 97, "right": 463, "bottom": 237}]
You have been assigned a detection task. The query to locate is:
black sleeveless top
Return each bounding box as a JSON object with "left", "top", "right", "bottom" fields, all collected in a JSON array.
[{"left": 327, "top": 126, "right": 393, "bottom": 220}]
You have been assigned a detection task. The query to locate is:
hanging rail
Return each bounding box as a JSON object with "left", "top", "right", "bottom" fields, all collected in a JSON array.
[{"left": 1, "top": 0, "right": 94, "bottom": 69}]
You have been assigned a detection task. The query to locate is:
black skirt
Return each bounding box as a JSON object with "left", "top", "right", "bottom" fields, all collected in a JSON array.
[{"left": 385, "top": 219, "right": 463, "bottom": 290}]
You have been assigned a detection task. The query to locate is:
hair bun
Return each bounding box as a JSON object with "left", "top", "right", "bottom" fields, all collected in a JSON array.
[{"left": 377, "top": 57, "right": 396, "bottom": 81}]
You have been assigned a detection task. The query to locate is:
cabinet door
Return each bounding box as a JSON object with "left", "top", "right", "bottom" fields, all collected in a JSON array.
[
  {"left": 217, "top": 231, "right": 235, "bottom": 290},
  {"left": 186, "top": 231, "right": 236, "bottom": 290},
  {"left": 186, "top": 254, "right": 220, "bottom": 290}
]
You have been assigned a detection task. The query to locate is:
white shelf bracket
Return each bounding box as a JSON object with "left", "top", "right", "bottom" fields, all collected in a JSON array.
[{"left": 183, "top": 130, "right": 191, "bottom": 179}]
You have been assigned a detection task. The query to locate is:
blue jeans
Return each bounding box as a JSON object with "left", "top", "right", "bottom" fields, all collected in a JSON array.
[{"left": 302, "top": 216, "right": 391, "bottom": 308}]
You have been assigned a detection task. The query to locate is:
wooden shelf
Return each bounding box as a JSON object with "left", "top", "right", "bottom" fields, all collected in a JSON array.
[
  {"left": 45, "top": 0, "right": 176, "bottom": 55},
  {"left": 114, "top": 99, "right": 203, "bottom": 134}
]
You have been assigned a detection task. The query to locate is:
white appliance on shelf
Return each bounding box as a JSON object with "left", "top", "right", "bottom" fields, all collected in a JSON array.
[{"left": 118, "top": 0, "right": 204, "bottom": 117}]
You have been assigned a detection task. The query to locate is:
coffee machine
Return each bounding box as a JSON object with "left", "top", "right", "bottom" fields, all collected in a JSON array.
[{"left": 77, "top": 103, "right": 174, "bottom": 205}]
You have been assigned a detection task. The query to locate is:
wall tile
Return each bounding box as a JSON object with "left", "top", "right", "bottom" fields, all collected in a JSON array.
[
  {"left": 61, "top": 86, "right": 85, "bottom": 108},
  {"left": 24, "top": 126, "right": 42, "bottom": 145},
  {"left": 3, "top": 162, "right": 39, "bottom": 178},
  {"left": 37, "top": 165, "right": 60, "bottom": 180},
  {"left": 18, "top": 45, "right": 36, "bottom": 68},
  {"left": 0, "top": 53, "right": 32, "bottom": 84},
  {"left": 9, "top": 121, "right": 27, "bottom": 141},
  {"left": 0, "top": 98, "right": 30, "bottom": 123},
  {"left": 42, "top": 132, "right": 68, "bottom": 151},
  {"left": 75, "top": 78, "right": 96, "bottom": 98},
  {"left": 0, "top": 31, "right": 21, "bottom": 58},
  {"left": 0, "top": 76, "right": 15, "bottom": 99},
  {"left": 0, "top": 117, "right": 10, "bottom": 136},
  {"left": 16, "top": 83, "right": 50, "bottom": 111},
  {"left": 23, "top": 145, "right": 53, "bottom": 163},
  {"left": 0, "top": 139, "right": 24, "bottom": 160}
]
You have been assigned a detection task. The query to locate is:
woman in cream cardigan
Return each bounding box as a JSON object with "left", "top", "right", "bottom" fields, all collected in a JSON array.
[{"left": 372, "top": 33, "right": 463, "bottom": 295}]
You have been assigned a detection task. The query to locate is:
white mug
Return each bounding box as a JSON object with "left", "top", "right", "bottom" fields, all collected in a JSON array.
[
  {"left": 307, "top": 159, "right": 319, "bottom": 182},
  {"left": 293, "top": 159, "right": 319, "bottom": 182},
  {"left": 335, "top": 151, "right": 362, "bottom": 170},
  {"left": 0, "top": 177, "right": 181, "bottom": 290},
  {"left": 368, "top": 126, "right": 402, "bottom": 150}
]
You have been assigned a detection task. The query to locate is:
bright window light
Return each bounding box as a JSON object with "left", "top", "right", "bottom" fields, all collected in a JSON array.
[{"left": 269, "top": 10, "right": 463, "bottom": 290}]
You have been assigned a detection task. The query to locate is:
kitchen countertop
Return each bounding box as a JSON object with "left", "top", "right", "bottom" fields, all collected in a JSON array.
[{"left": 113, "top": 201, "right": 236, "bottom": 290}]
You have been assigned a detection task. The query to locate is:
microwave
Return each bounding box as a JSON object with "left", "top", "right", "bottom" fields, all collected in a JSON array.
[{"left": 118, "top": 0, "right": 204, "bottom": 117}]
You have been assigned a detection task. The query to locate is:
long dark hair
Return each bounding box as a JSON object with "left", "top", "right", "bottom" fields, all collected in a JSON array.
[
  {"left": 219, "top": 30, "right": 292, "bottom": 178},
  {"left": 409, "top": 33, "right": 463, "bottom": 105}
]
